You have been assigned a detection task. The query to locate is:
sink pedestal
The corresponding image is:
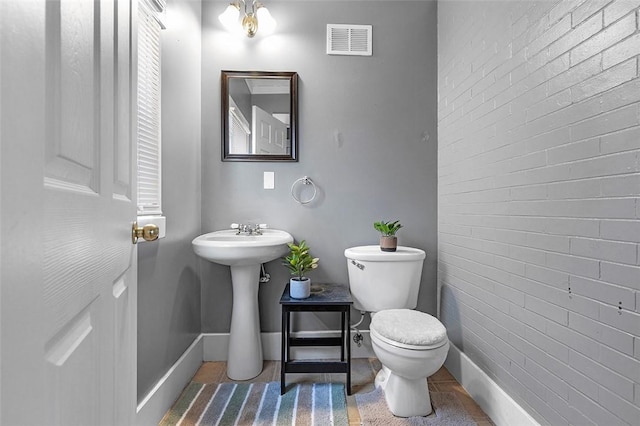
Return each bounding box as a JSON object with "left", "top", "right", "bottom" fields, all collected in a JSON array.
[{"left": 227, "top": 264, "right": 263, "bottom": 380}]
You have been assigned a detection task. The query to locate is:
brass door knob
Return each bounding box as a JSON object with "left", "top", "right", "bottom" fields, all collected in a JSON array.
[{"left": 132, "top": 222, "right": 159, "bottom": 244}]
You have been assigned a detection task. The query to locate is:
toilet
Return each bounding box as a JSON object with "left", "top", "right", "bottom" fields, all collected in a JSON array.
[{"left": 344, "top": 245, "right": 449, "bottom": 417}]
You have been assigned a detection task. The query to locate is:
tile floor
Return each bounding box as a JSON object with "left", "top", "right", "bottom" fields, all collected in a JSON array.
[{"left": 189, "top": 359, "right": 494, "bottom": 425}]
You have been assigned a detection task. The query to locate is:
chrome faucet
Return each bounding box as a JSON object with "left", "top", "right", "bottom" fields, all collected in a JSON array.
[{"left": 230, "top": 223, "right": 268, "bottom": 235}]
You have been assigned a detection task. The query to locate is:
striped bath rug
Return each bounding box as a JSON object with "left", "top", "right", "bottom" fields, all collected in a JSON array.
[{"left": 160, "top": 381, "right": 348, "bottom": 425}]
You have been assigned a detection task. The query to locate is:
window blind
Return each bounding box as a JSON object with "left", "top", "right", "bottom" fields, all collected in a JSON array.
[{"left": 137, "top": 0, "right": 162, "bottom": 215}]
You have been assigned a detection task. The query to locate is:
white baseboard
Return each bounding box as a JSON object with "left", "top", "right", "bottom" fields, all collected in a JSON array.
[
  {"left": 445, "top": 342, "right": 539, "bottom": 426},
  {"left": 203, "top": 330, "right": 375, "bottom": 361},
  {"left": 202, "top": 332, "right": 229, "bottom": 361},
  {"left": 136, "top": 335, "right": 203, "bottom": 426}
]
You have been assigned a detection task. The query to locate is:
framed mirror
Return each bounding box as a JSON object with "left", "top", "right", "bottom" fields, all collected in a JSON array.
[{"left": 221, "top": 70, "right": 298, "bottom": 162}]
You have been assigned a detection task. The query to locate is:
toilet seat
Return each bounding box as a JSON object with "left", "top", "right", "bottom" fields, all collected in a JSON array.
[
  {"left": 371, "top": 309, "right": 448, "bottom": 350},
  {"left": 371, "top": 327, "right": 447, "bottom": 350}
]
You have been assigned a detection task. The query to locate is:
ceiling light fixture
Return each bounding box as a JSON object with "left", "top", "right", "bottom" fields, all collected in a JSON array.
[{"left": 219, "top": 0, "right": 276, "bottom": 38}]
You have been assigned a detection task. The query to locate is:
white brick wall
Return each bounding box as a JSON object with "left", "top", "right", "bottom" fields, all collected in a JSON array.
[{"left": 437, "top": 1, "right": 640, "bottom": 424}]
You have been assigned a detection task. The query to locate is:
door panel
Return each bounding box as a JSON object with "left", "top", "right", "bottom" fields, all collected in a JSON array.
[
  {"left": 45, "top": 0, "right": 99, "bottom": 192},
  {"left": 252, "top": 104, "right": 288, "bottom": 155},
  {"left": 115, "top": 0, "right": 132, "bottom": 200},
  {"left": 44, "top": 301, "right": 101, "bottom": 426}
]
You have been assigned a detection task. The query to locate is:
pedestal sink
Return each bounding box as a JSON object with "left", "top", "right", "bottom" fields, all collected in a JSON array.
[{"left": 192, "top": 228, "right": 293, "bottom": 380}]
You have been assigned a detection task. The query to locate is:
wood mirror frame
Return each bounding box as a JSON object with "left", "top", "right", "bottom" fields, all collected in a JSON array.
[{"left": 221, "top": 70, "right": 298, "bottom": 162}]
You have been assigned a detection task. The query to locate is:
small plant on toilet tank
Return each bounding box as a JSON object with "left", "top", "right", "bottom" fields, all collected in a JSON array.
[
  {"left": 283, "top": 240, "right": 319, "bottom": 299},
  {"left": 374, "top": 220, "right": 403, "bottom": 252}
]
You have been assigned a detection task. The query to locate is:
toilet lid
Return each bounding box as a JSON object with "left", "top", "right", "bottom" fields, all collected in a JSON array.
[{"left": 370, "top": 309, "right": 447, "bottom": 347}]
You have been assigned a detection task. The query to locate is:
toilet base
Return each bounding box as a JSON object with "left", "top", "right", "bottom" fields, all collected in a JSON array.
[{"left": 375, "top": 367, "right": 433, "bottom": 417}]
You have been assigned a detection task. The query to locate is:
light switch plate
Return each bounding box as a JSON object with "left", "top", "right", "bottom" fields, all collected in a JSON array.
[{"left": 264, "top": 171, "right": 275, "bottom": 189}]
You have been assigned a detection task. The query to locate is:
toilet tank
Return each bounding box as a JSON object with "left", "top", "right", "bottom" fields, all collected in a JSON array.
[{"left": 344, "top": 245, "right": 426, "bottom": 312}]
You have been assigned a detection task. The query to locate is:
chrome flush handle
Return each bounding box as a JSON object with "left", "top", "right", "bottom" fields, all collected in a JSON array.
[{"left": 350, "top": 259, "right": 365, "bottom": 270}]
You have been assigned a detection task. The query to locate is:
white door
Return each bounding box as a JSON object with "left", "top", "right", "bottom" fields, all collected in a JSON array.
[
  {"left": 1, "top": 1, "right": 138, "bottom": 425},
  {"left": 228, "top": 97, "right": 251, "bottom": 154},
  {"left": 252, "top": 105, "right": 288, "bottom": 154}
]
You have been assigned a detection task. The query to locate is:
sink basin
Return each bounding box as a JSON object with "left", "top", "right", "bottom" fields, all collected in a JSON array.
[
  {"left": 192, "top": 228, "right": 293, "bottom": 380},
  {"left": 192, "top": 229, "right": 293, "bottom": 266}
]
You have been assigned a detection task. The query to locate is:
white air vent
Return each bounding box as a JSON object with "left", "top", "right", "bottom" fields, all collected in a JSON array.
[{"left": 327, "top": 24, "right": 372, "bottom": 56}]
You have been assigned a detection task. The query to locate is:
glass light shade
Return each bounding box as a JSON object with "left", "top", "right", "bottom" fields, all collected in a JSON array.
[
  {"left": 218, "top": 4, "right": 240, "bottom": 31},
  {"left": 256, "top": 6, "right": 276, "bottom": 35}
]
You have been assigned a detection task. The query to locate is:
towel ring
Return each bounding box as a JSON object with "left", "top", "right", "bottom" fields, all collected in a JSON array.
[{"left": 291, "top": 176, "right": 317, "bottom": 205}]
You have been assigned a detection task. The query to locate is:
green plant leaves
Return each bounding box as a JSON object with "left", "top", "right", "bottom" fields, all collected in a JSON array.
[
  {"left": 283, "top": 240, "right": 319, "bottom": 280},
  {"left": 373, "top": 219, "right": 403, "bottom": 236}
]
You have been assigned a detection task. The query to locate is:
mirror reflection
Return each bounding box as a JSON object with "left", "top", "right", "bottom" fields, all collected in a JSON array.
[{"left": 221, "top": 71, "right": 298, "bottom": 161}]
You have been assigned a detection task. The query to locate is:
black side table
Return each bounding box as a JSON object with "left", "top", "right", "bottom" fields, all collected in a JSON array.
[{"left": 279, "top": 283, "right": 352, "bottom": 395}]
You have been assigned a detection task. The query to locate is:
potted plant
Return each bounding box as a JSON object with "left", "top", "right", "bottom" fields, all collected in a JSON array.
[
  {"left": 283, "top": 240, "right": 319, "bottom": 299},
  {"left": 374, "top": 220, "right": 403, "bottom": 252}
]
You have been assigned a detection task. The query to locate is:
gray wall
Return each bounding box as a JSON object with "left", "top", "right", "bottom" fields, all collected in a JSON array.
[
  {"left": 253, "top": 93, "right": 289, "bottom": 118},
  {"left": 229, "top": 78, "right": 252, "bottom": 120},
  {"left": 438, "top": 1, "right": 640, "bottom": 425},
  {"left": 201, "top": 0, "right": 438, "bottom": 333},
  {"left": 137, "top": 0, "right": 202, "bottom": 401}
]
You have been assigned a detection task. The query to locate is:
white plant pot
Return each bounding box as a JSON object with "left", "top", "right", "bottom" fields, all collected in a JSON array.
[{"left": 290, "top": 277, "right": 311, "bottom": 299}]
